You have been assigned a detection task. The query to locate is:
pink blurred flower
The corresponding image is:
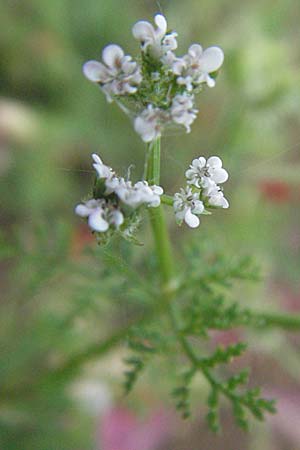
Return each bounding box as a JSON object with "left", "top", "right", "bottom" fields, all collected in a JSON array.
[
  {"left": 268, "top": 389, "right": 300, "bottom": 447},
  {"left": 210, "top": 329, "right": 242, "bottom": 347},
  {"left": 99, "top": 406, "right": 175, "bottom": 450}
]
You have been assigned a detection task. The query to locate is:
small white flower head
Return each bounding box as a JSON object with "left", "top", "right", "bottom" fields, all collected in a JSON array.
[
  {"left": 75, "top": 199, "right": 124, "bottom": 232},
  {"left": 185, "top": 156, "right": 228, "bottom": 188},
  {"left": 162, "top": 32, "right": 178, "bottom": 53},
  {"left": 170, "top": 93, "right": 198, "bottom": 133},
  {"left": 92, "top": 153, "right": 114, "bottom": 180},
  {"left": 173, "top": 187, "right": 204, "bottom": 228},
  {"left": 134, "top": 105, "right": 169, "bottom": 142},
  {"left": 114, "top": 179, "right": 163, "bottom": 208},
  {"left": 132, "top": 14, "right": 177, "bottom": 58},
  {"left": 172, "top": 44, "right": 224, "bottom": 90},
  {"left": 83, "top": 44, "right": 142, "bottom": 102},
  {"left": 202, "top": 178, "right": 229, "bottom": 209}
]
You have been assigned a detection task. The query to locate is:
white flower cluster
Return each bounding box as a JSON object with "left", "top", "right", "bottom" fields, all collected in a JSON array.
[
  {"left": 133, "top": 93, "right": 199, "bottom": 142},
  {"left": 82, "top": 14, "right": 224, "bottom": 142},
  {"left": 75, "top": 198, "right": 124, "bottom": 233},
  {"left": 166, "top": 44, "right": 224, "bottom": 90},
  {"left": 83, "top": 45, "right": 142, "bottom": 103},
  {"left": 75, "top": 154, "right": 163, "bottom": 233},
  {"left": 173, "top": 156, "right": 229, "bottom": 228},
  {"left": 132, "top": 14, "right": 178, "bottom": 58}
]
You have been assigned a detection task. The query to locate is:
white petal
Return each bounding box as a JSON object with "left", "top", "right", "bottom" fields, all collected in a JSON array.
[
  {"left": 212, "top": 168, "right": 229, "bottom": 184},
  {"left": 184, "top": 208, "right": 200, "bottom": 228},
  {"left": 132, "top": 21, "right": 155, "bottom": 41},
  {"left": 206, "top": 75, "right": 216, "bottom": 88},
  {"left": 154, "top": 14, "right": 167, "bottom": 35},
  {"left": 200, "top": 47, "right": 224, "bottom": 73},
  {"left": 102, "top": 44, "right": 124, "bottom": 68},
  {"left": 92, "top": 153, "right": 102, "bottom": 164},
  {"left": 192, "top": 200, "right": 204, "bottom": 215},
  {"left": 172, "top": 59, "right": 186, "bottom": 75},
  {"left": 134, "top": 117, "right": 156, "bottom": 142},
  {"left": 152, "top": 185, "right": 163, "bottom": 195},
  {"left": 189, "top": 44, "right": 203, "bottom": 58},
  {"left": 88, "top": 210, "right": 109, "bottom": 232},
  {"left": 93, "top": 163, "right": 112, "bottom": 179},
  {"left": 222, "top": 197, "right": 229, "bottom": 209},
  {"left": 148, "top": 196, "right": 161, "bottom": 207},
  {"left": 175, "top": 209, "right": 186, "bottom": 221},
  {"left": 192, "top": 157, "right": 206, "bottom": 168},
  {"left": 121, "top": 59, "right": 136, "bottom": 74},
  {"left": 207, "top": 156, "right": 222, "bottom": 168},
  {"left": 83, "top": 61, "right": 110, "bottom": 82},
  {"left": 185, "top": 168, "right": 196, "bottom": 178},
  {"left": 75, "top": 204, "right": 92, "bottom": 217},
  {"left": 111, "top": 209, "right": 124, "bottom": 227}
]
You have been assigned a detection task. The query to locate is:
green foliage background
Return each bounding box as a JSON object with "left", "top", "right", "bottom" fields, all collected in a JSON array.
[{"left": 1, "top": 0, "right": 300, "bottom": 448}]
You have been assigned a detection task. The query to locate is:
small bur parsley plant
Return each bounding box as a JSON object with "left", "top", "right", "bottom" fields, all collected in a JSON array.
[{"left": 76, "top": 14, "right": 277, "bottom": 431}]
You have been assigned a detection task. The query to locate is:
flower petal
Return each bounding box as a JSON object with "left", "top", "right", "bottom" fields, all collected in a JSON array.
[
  {"left": 93, "top": 163, "right": 112, "bottom": 179},
  {"left": 192, "top": 157, "right": 206, "bottom": 169},
  {"left": 175, "top": 209, "right": 186, "bottom": 221},
  {"left": 134, "top": 116, "right": 157, "bottom": 142},
  {"left": 132, "top": 20, "right": 155, "bottom": 41},
  {"left": 88, "top": 210, "right": 109, "bottom": 232},
  {"left": 206, "top": 75, "right": 216, "bottom": 88},
  {"left": 185, "top": 168, "right": 196, "bottom": 178},
  {"left": 189, "top": 44, "right": 203, "bottom": 58},
  {"left": 200, "top": 47, "right": 224, "bottom": 73},
  {"left": 92, "top": 153, "right": 103, "bottom": 164},
  {"left": 102, "top": 44, "right": 124, "bottom": 68},
  {"left": 154, "top": 14, "right": 167, "bottom": 35},
  {"left": 83, "top": 61, "right": 111, "bottom": 82},
  {"left": 207, "top": 156, "right": 222, "bottom": 168},
  {"left": 152, "top": 185, "right": 163, "bottom": 195},
  {"left": 212, "top": 168, "right": 229, "bottom": 184},
  {"left": 75, "top": 204, "right": 92, "bottom": 217},
  {"left": 192, "top": 200, "right": 204, "bottom": 215},
  {"left": 222, "top": 197, "right": 229, "bottom": 208},
  {"left": 110, "top": 209, "right": 124, "bottom": 227},
  {"left": 184, "top": 208, "right": 200, "bottom": 228}
]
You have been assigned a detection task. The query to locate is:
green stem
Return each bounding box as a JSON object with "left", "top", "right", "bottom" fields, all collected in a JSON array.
[
  {"left": 253, "top": 311, "right": 300, "bottom": 330},
  {"left": 145, "top": 138, "right": 161, "bottom": 184},
  {"left": 145, "top": 138, "right": 201, "bottom": 373},
  {"left": 161, "top": 194, "right": 174, "bottom": 206},
  {"left": 146, "top": 138, "right": 174, "bottom": 286}
]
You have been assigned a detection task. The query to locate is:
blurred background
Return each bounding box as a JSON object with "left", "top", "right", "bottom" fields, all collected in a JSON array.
[{"left": 1, "top": 0, "right": 300, "bottom": 448}]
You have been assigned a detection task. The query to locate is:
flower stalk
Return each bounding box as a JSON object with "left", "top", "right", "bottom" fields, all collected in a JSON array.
[{"left": 146, "top": 138, "right": 174, "bottom": 286}]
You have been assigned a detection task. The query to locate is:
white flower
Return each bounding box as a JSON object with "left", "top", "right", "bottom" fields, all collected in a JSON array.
[
  {"left": 75, "top": 199, "right": 124, "bottom": 232},
  {"left": 133, "top": 181, "right": 163, "bottom": 207},
  {"left": 186, "top": 156, "right": 228, "bottom": 188},
  {"left": 202, "top": 178, "right": 229, "bottom": 209},
  {"left": 173, "top": 187, "right": 204, "bottom": 228},
  {"left": 92, "top": 153, "right": 114, "bottom": 179},
  {"left": 134, "top": 105, "right": 169, "bottom": 142},
  {"left": 114, "top": 179, "right": 163, "bottom": 208},
  {"left": 132, "top": 14, "right": 177, "bottom": 58},
  {"left": 104, "top": 175, "right": 122, "bottom": 195},
  {"left": 170, "top": 93, "right": 198, "bottom": 132},
  {"left": 161, "top": 50, "right": 177, "bottom": 66},
  {"left": 162, "top": 32, "right": 178, "bottom": 52},
  {"left": 83, "top": 44, "right": 142, "bottom": 102},
  {"left": 171, "top": 44, "right": 224, "bottom": 90}
]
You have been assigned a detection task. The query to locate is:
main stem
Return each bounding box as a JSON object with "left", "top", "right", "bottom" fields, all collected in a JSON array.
[
  {"left": 146, "top": 138, "right": 174, "bottom": 287},
  {"left": 145, "top": 138, "right": 201, "bottom": 363}
]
